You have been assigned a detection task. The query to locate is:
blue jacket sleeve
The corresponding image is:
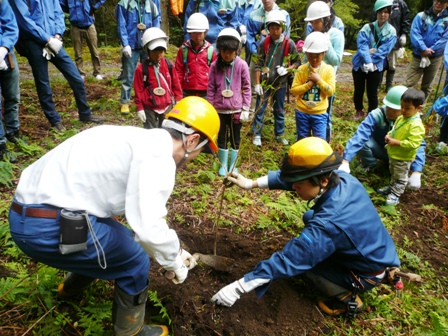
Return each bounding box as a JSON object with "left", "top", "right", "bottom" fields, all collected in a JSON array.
[
  {"left": 115, "top": 4, "right": 129, "bottom": 47},
  {"left": 343, "top": 112, "right": 378, "bottom": 162},
  {"left": 0, "top": 0, "right": 19, "bottom": 51},
  {"left": 267, "top": 170, "right": 294, "bottom": 191},
  {"left": 410, "top": 14, "right": 427, "bottom": 54},
  {"left": 410, "top": 139, "right": 426, "bottom": 173}
]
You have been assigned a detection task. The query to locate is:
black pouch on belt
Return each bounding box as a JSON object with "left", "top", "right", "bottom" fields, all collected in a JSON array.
[{"left": 59, "top": 209, "right": 88, "bottom": 255}]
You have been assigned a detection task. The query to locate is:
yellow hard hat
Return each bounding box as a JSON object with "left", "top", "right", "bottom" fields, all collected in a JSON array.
[
  {"left": 280, "top": 137, "right": 341, "bottom": 182},
  {"left": 165, "top": 97, "right": 220, "bottom": 152}
]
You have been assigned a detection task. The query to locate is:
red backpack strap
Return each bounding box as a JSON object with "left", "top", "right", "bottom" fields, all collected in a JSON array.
[
  {"left": 282, "top": 37, "right": 289, "bottom": 60},
  {"left": 263, "top": 35, "right": 271, "bottom": 55}
]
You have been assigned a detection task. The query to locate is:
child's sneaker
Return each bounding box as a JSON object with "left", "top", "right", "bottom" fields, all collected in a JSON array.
[
  {"left": 253, "top": 136, "right": 262, "bottom": 147},
  {"left": 376, "top": 186, "right": 391, "bottom": 195},
  {"left": 275, "top": 135, "right": 289, "bottom": 145},
  {"left": 386, "top": 194, "right": 399, "bottom": 206}
]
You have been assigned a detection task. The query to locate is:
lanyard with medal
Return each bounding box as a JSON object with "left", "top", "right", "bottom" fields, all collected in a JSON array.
[
  {"left": 222, "top": 61, "right": 235, "bottom": 98},
  {"left": 261, "top": 40, "right": 281, "bottom": 77},
  {"left": 153, "top": 64, "right": 166, "bottom": 96},
  {"left": 305, "top": 64, "right": 321, "bottom": 108},
  {"left": 136, "top": 1, "right": 146, "bottom": 31},
  {"left": 391, "top": 115, "right": 419, "bottom": 138}
]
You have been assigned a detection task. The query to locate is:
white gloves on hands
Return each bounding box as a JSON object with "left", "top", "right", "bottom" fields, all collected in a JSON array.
[
  {"left": 239, "top": 25, "right": 247, "bottom": 36},
  {"left": 137, "top": 110, "right": 146, "bottom": 122},
  {"left": 254, "top": 84, "right": 263, "bottom": 96},
  {"left": 399, "top": 34, "right": 406, "bottom": 46},
  {"left": 406, "top": 172, "right": 421, "bottom": 190},
  {"left": 362, "top": 63, "right": 375, "bottom": 73},
  {"left": 226, "top": 172, "right": 253, "bottom": 189},
  {"left": 122, "top": 45, "right": 132, "bottom": 58},
  {"left": 276, "top": 65, "right": 288, "bottom": 77},
  {"left": 397, "top": 47, "right": 405, "bottom": 58},
  {"left": 0, "top": 60, "right": 7, "bottom": 71},
  {"left": 338, "top": 161, "right": 351, "bottom": 174},
  {"left": 42, "top": 47, "right": 55, "bottom": 60},
  {"left": 179, "top": 249, "right": 198, "bottom": 270},
  {"left": 171, "top": 264, "right": 188, "bottom": 284},
  {"left": 420, "top": 57, "right": 431, "bottom": 68},
  {"left": 240, "top": 110, "right": 250, "bottom": 122},
  {"left": 240, "top": 34, "right": 247, "bottom": 45},
  {"left": 211, "top": 280, "right": 244, "bottom": 307},
  {"left": 46, "top": 37, "right": 63, "bottom": 55},
  {"left": 0, "top": 47, "right": 8, "bottom": 62}
]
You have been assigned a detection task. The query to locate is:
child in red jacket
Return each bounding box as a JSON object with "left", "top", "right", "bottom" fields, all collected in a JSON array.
[
  {"left": 174, "top": 13, "right": 217, "bottom": 98},
  {"left": 134, "top": 28, "right": 182, "bottom": 129}
]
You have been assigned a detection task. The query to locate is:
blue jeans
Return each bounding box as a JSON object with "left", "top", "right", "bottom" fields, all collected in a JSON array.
[
  {"left": 20, "top": 41, "right": 91, "bottom": 125},
  {"left": 121, "top": 49, "right": 147, "bottom": 104},
  {"left": 0, "top": 52, "right": 20, "bottom": 144},
  {"left": 252, "top": 86, "right": 286, "bottom": 137},
  {"left": 358, "top": 138, "right": 389, "bottom": 168},
  {"left": 295, "top": 110, "right": 328, "bottom": 140},
  {"left": 9, "top": 200, "right": 150, "bottom": 295}
]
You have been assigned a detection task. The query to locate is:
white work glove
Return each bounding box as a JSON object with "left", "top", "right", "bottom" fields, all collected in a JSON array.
[
  {"left": 46, "top": 37, "right": 63, "bottom": 55},
  {"left": 122, "top": 45, "right": 132, "bottom": 58},
  {"left": 0, "top": 46, "right": 8, "bottom": 62},
  {"left": 240, "top": 34, "right": 247, "bottom": 45},
  {"left": 42, "top": 47, "right": 54, "bottom": 60},
  {"left": 397, "top": 47, "right": 405, "bottom": 58},
  {"left": 0, "top": 60, "right": 7, "bottom": 71},
  {"left": 211, "top": 280, "right": 245, "bottom": 307},
  {"left": 420, "top": 57, "right": 431, "bottom": 68},
  {"left": 171, "top": 264, "right": 188, "bottom": 284},
  {"left": 362, "top": 63, "right": 375, "bottom": 73},
  {"left": 137, "top": 110, "right": 146, "bottom": 122},
  {"left": 239, "top": 25, "right": 247, "bottom": 36},
  {"left": 225, "top": 172, "right": 253, "bottom": 189},
  {"left": 179, "top": 249, "right": 198, "bottom": 270},
  {"left": 369, "top": 48, "right": 377, "bottom": 55},
  {"left": 276, "top": 65, "right": 288, "bottom": 77},
  {"left": 338, "top": 161, "right": 351, "bottom": 174},
  {"left": 254, "top": 84, "right": 263, "bottom": 96},
  {"left": 240, "top": 109, "right": 250, "bottom": 122},
  {"left": 406, "top": 172, "right": 421, "bottom": 190},
  {"left": 399, "top": 34, "right": 406, "bottom": 47}
]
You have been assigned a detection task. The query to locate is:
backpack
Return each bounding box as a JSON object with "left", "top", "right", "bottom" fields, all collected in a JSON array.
[
  {"left": 181, "top": 44, "right": 214, "bottom": 66},
  {"left": 263, "top": 36, "right": 290, "bottom": 60}
]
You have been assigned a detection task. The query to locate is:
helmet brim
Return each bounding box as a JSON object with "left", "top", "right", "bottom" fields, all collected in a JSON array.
[{"left": 148, "top": 39, "right": 167, "bottom": 51}]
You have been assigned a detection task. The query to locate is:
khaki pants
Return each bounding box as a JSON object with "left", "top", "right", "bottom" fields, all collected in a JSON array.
[
  {"left": 405, "top": 55, "right": 443, "bottom": 99},
  {"left": 71, "top": 24, "right": 101, "bottom": 77},
  {"left": 389, "top": 158, "right": 412, "bottom": 198}
]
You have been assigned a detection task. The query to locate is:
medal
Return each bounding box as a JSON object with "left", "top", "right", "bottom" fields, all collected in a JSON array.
[
  {"left": 153, "top": 87, "right": 166, "bottom": 96},
  {"left": 137, "top": 23, "right": 146, "bottom": 30},
  {"left": 218, "top": 9, "right": 227, "bottom": 14},
  {"left": 306, "top": 101, "right": 317, "bottom": 108},
  {"left": 261, "top": 29, "right": 268, "bottom": 36},
  {"left": 221, "top": 89, "right": 234, "bottom": 98},
  {"left": 262, "top": 67, "right": 270, "bottom": 74}
]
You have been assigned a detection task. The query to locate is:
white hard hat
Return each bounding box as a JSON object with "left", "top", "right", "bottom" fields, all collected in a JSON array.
[
  {"left": 304, "top": 1, "right": 331, "bottom": 21},
  {"left": 303, "top": 31, "right": 328, "bottom": 53},
  {"left": 186, "top": 13, "right": 209, "bottom": 33},
  {"left": 217, "top": 28, "right": 241, "bottom": 44},
  {"left": 141, "top": 27, "right": 168, "bottom": 51},
  {"left": 265, "top": 10, "right": 286, "bottom": 26}
]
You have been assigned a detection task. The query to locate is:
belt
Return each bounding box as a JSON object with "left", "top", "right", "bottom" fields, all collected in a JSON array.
[
  {"left": 358, "top": 269, "right": 385, "bottom": 276},
  {"left": 11, "top": 201, "right": 59, "bottom": 219}
]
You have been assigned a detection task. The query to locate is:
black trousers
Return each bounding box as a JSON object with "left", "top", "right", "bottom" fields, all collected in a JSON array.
[{"left": 352, "top": 69, "right": 384, "bottom": 113}]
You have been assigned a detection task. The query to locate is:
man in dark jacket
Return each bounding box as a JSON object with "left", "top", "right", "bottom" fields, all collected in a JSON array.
[{"left": 60, "top": 0, "right": 106, "bottom": 80}]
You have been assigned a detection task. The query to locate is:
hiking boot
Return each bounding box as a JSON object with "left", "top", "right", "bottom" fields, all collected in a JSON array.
[
  {"left": 376, "top": 186, "right": 391, "bottom": 195},
  {"left": 386, "top": 193, "right": 399, "bottom": 206},
  {"left": 253, "top": 135, "right": 262, "bottom": 147},
  {"left": 354, "top": 110, "right": 365, "bottom": 121},
  {"left": 79, "top": 114, "right": 105, "bottom": 123},
  {"left": 276, "top": 135, "right": 289, "bottom": 145},
  {"left": 53, "top": 122, "right": 66, "bottom": 133},
  {"left": 318, "top": 292, "right": 364, "bottom": 317},
  {"left": 0, "top": 143, "right": 17, "bottom": 163},
  {"left": 7, "top": 131, "right": 28, "bottom": 145},
  {"left": 121, "top": 104, "right": 130, "bottom": 114}
]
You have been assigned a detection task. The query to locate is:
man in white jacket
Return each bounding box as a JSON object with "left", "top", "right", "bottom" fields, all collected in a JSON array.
[{"left": 8, "top": 97, "right": 219, "bottom": 336}]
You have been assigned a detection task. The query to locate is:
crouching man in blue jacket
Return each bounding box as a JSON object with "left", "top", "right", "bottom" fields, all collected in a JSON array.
[
  {"left": 212, "top": 137, "right": 400, "bottom": 317},
  {"left": 339, "top": 85, "right": 426, "bottom": 190}
]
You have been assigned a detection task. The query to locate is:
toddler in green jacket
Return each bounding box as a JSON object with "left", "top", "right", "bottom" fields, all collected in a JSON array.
[{"left": 379, "top": 88, "right": 425, "bottom": 205}]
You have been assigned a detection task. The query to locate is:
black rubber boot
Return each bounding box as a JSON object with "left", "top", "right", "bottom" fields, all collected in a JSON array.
[
  {"left": 112, "top": 284, "right": 168, "bottom": 336},
  {"left": 57, "top": 272, "right": 96, "bottom": 298},
  {"left": 385, "top": 70, "right": 395, "bottom": 93},
  {"left": 0, "top": 143, "right": 17, "bottom": 163}
]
